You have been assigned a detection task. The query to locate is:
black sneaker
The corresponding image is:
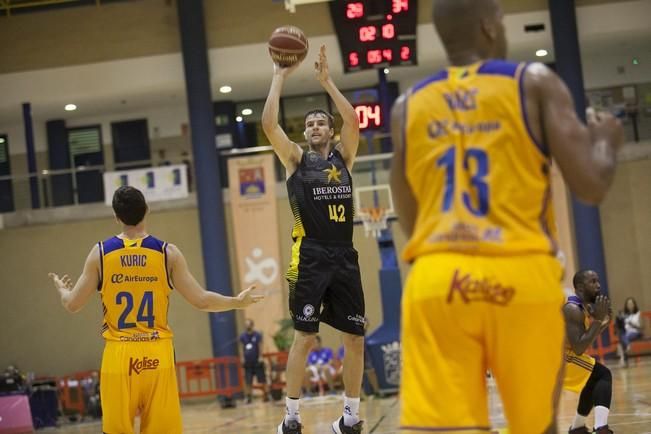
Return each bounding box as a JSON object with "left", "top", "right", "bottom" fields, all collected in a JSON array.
[
  {"left": 594, "top": 426, "right": 614, "bottom": 434},
  {"left": 332, "top": 416, "right": 363, "bottom": 433},
  {"left": 568, "top": 426, "right": 590, "bottom": 434},
  {"left": 277, "top": 419, "right": 302, "bottom": 434}
]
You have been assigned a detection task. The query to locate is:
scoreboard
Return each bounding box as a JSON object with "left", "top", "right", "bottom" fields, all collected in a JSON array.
[{"left": 329, "top": 0, "right": 418, "bottom": 73}]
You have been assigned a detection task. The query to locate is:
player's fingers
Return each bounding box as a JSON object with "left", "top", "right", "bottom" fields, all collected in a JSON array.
[
  {"left": 240, "top": 285, "right": 256, "bottom": 295},
  {"left": 48, "top": 272, "right": 56, "bottom": 279},
  {"left": 586, "top": 107, "right": 597, "bottom": 124},
  {"left": 251, "top": 295, "right": 265, "bottom": 301}
]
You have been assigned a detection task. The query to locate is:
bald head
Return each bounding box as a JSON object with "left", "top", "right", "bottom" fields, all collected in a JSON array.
[{"left": 432, "top": 0, "right": 507, "bottom": 65}]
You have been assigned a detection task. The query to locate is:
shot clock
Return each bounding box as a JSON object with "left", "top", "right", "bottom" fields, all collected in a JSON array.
[
  {"left": 354, "top": 102, "right": 383, "bottom": 131},
  {"left": 329, "top": 0, "right": 418, "bottom": 73}
]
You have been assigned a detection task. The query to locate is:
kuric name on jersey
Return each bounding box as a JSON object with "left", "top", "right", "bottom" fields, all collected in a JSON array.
[{"left": 120, "top": 254, "right": 147, "bottom": 267}]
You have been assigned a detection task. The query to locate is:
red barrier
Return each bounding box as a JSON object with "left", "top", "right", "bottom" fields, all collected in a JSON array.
[
  {"left": 57, "top": 370, "right": 99, "bottom": 418},
  {"left": 263, "top": 352, "right": 288, "bottom": 399},
  {"left": 176, "top": 356, "right": 243, "bottom": 399}
]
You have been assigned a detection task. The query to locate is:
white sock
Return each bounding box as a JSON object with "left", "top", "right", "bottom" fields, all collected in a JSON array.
[
  {"left": 284, "top": 397, "right": 301, "bottom": 424},
  {"left": 343, "top": 396, "right": 360, "bottom": 426},
  {"left": 571, "top": 413, "right": 586, "bottom": 429},
  {"left": 594, "top": 405, "right": 610, "bottom": 429}
]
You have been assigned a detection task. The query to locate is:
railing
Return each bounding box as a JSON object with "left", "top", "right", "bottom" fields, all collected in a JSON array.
[{"left": 2, "top": 138, "right": 650, "bottom": 217}]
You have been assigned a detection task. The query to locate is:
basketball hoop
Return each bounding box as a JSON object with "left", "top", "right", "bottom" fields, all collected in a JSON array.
[{"left": 359, "top": 207, "right": 388, "bottom": 239}]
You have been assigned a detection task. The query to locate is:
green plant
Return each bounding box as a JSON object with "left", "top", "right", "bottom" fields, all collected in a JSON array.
[{"left": 272, "top": 318, "right": 295, "bottom": 351}]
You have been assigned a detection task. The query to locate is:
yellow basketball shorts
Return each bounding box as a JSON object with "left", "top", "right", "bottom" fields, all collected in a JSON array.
[
  {"left": 400, "top": 253, "right": 565, "bottom": 434},
  {"left": 563, "top": 352, "right": 595, "bottom": 393},
  {"left": 100, "top": 339, "right": 182, "bottom": 434}
]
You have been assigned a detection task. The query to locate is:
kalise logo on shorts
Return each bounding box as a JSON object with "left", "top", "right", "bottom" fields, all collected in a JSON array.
[
  {"left": 446, "top": 269, "right": 515, "bottom": 306},
  {"left": 128, "top": 356, "right": 160, "bottom": 376}
]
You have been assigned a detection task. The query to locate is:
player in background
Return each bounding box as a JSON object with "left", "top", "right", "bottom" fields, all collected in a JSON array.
[{"left": 49, "top": 185, "right": 263, "bottom": 434}]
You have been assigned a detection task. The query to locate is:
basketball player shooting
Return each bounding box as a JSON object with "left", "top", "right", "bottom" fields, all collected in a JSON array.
[
  {"left": 48, "top": 185, "right": 263, "bottom": 434},
  {"left": 262, "top": 44, "right": 365, "bottom": 434},
  {"left": 390, "top": 0, "right": 624, "bottom": 433}
]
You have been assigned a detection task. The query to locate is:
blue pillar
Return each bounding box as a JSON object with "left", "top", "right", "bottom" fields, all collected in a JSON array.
[
  {"left": 377, "top": 69, "right": 393, "bottom": 153},
  {"left": 22, "top": 103, "right": 40, "bottom": 209},
  {"left": 549, "top": 0, "right": 609, "bottom": 297},
  {"left": 177, "top": 0, "right": 238, "bottom": 359}
]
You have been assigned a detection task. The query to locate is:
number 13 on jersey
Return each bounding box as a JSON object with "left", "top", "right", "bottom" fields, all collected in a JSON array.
[{"left": 437, "top": 147, "right": 490, "bottom": 216}]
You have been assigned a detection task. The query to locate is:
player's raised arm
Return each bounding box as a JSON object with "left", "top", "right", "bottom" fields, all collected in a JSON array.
[
  {"left": 389, "top": 94, "right": 418, "bottom": 237},
  {"left": 261, "top": 63, "right": 303, "bottom": 174},
  {"left": 166, "top": 243, "right": 263, "bottom": 312},
  {"left": 316, "top": 45, "right": 359, "bottom": 171},
  {"left": 524, "top": 63, "right": 625, "bottom": 205},
  {"left": 49, "top": 244, "right": 101, "bottom": 313}
]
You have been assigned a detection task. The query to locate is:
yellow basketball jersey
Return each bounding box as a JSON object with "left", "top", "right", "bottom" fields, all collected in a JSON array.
[
  {"left": 402, "top": 60, "right": 558, "bottom": 261},
  {"left": 98, "top": 235, "right": 174, "bottom": 342}
]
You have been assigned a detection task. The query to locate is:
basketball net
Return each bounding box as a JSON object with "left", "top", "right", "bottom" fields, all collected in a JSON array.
[{"left": 359, "top": 207, "right": 388, "bottom": 239}]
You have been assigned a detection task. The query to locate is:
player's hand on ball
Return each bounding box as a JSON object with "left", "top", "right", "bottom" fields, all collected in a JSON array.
[
  {"left": 49, "top": 272, "right": 72, "bottom": 291},
  {"left": 238, "top": 285, "right": 264, "bottom": 307},
  {"left": 273, "top": 61, "right": 300, "bottom": 78},
  {"left": 314, "top": 45, "right": 330, "bottom": 83}
]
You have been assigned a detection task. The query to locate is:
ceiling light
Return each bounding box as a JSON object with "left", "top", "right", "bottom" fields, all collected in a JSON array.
[
  {"left": 384, "top": 68, "right": 390, "bottom": 74},
  {"left": 241, "top": 108, "right": 253, "bottom": 116},
  {"left": 0, "top": 138, "right": 5, "bottom": 144},
  {"left": 236, "top": 116, "right": 243, "bottom": 122},
  {"left": 535, "top": 49, "right": 548, "bottom": 57},
  {"left": 632, "top": 58, "right": 639, "bottom": 65},
  {"left": 65, "top": 104, "right": 77, "bottom": 111},
  {"left": 219, "top": 85, "right": 232, "bottom": 94}
]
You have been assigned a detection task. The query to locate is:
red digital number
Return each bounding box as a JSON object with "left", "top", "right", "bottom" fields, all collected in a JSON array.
[
  {"left": 367, "top": 50, "right": 382, "bottom": 64},
  {"left": 349, "top": 52, "right": 360, "bottom": 67},
  {"left": 382, "top": 23, "right": 395, "bottom": 39},
  {"left": 392, "top": 0, "right": 409, "bottom": 13},
  {"left": 359, "top": 26, "right": 377, "bottom": 42},
  {"left": 400, "top": 46, "right": 411, "bottom": 61},
  {"left": 368, "top": 104, "right": 381, "bottom": 127},
  {"left": 355, "top": 106, "right": 369, "bottom": 129},
  {"left": 346, "top": 2, "right": 364, "bottom": 19},
  {"left": 355, "top": 104, "right": 382, "bottom": 130},
  {"left": 382, "top": 49, "right": 393, "bottom": 61}
]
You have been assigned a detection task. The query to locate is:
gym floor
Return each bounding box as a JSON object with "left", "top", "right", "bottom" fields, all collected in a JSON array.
[{"left": 44, "top": 359, "right": 651, "bottom": 433}]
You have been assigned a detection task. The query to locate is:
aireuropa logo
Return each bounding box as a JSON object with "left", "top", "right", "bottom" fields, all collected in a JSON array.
[
  {"left": 128, "top": 356, "right": 160, "bottom": 376},
  {"left": 111, "top": 274, "right": 159, "bottom": 284}
]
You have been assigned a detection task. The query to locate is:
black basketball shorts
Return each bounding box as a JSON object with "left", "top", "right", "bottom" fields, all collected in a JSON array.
[{"left": 286, "top": 238, "right": 365, "bottom": 336}]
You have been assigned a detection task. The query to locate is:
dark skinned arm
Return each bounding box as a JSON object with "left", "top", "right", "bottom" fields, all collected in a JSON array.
[
  {"left": 389, "top": 93, "right": 418, "bottom": 237},
  {"left": 524, "top": 63, "right": 624, "bottom": 205},
  {"left": 563, "top": 303, "right": 608, "bottom": 355}
]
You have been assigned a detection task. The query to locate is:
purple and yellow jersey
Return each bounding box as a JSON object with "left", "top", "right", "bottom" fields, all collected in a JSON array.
[
  {"left": 98, "top": 235, "right": 174, "bottom": 342},
  {"left": 402, "top": 60, "right": 558, "bottom": 261},
  {"left": 563, "top": 295, "right": 596, "bottom": 392}
]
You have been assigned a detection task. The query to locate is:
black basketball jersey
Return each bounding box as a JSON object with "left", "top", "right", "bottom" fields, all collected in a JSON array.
[{"left": 286, "top": 149, "right": 354, "bottom": 242}]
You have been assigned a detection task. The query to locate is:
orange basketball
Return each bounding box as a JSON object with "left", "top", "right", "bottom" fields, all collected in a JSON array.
[{"left": 268, "top": 25, "right": 309, "bottom": 68}]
